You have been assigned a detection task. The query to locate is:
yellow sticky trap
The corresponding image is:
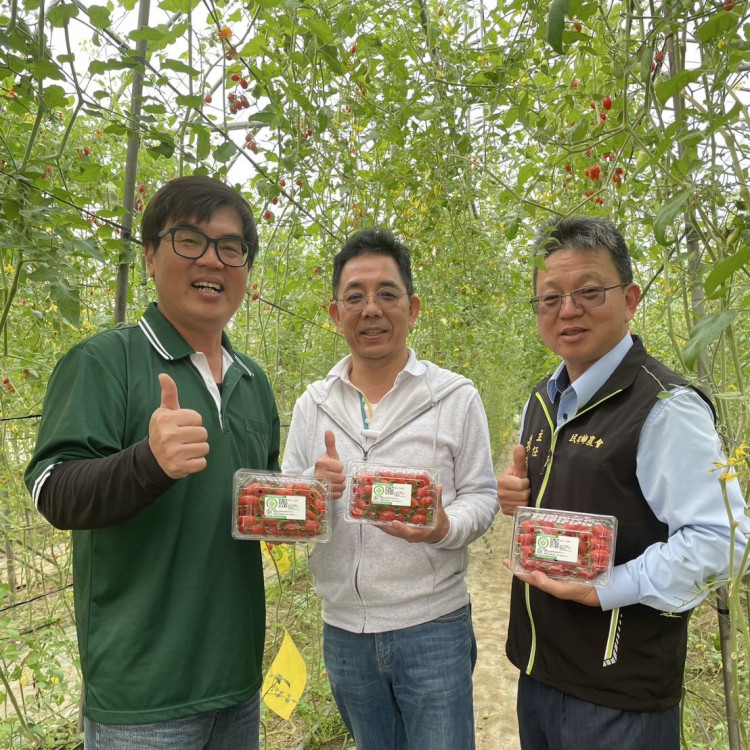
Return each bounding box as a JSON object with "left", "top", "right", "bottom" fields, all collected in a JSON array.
[
  {"left": 261, "top": 541, "right": 292, "bottom": 575},
  {"left": 262, "top": 629, "right": 307, "bottom": 720}
]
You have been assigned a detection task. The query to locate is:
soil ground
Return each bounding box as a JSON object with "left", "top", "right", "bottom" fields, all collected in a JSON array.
[{"left": 468, "top": 514, "right": 521, "bottom": 750}]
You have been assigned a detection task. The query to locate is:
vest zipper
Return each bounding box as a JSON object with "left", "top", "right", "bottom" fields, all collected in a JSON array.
[{"left": 524, "top": 387, "right": 624, "bottom": 675}]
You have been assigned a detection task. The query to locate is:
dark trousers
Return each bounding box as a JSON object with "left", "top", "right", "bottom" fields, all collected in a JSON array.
[{"left": 517, "top": 673, "right": 679, "bottom": 750}]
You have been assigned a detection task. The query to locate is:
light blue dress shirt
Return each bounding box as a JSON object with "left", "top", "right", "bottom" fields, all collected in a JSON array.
[{"left": 522, "top": 333, "right": 749, "bottom": 613}]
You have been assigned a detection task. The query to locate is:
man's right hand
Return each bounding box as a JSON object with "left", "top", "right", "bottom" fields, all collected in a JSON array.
[
  {"left": 148, "top": 373, "right": 209, "bottom": 479},
  {"left": 314, "top": 430, "right": 346, "bottom": 499},
  {"left": 497, "top": 444, "right": 530, "bottom": 516}
]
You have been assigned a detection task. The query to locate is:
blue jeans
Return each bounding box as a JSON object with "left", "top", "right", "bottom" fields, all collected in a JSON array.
[
  {"left": 83, "top": 693, "right": 260, "bottom": 750},
  {"left": 323, "top": 604, "right": 477, "bottom": 750},
  {"left": 517, "top": 673, "right": 679, "bottom": 750}
]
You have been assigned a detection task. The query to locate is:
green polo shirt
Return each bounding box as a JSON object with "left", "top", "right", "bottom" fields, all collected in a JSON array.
[{"left": 25, "top": 303, "right": 280, "bottom": 724}]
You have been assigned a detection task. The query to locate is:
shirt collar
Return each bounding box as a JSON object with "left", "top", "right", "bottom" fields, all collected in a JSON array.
[
  {"left": 327, "top": 347, "right": 426, "bottom": 386},
  {"left": 546, "top": 332, "right": 634, "bottom": 407},
  {"left": 137, "top": 302, "right": 241, "bottom": 370}
]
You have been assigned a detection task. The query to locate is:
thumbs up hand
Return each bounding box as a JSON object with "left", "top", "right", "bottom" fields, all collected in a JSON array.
[
  {"left": 158, "top": 372, "right": 181, "bottom": 411},
  {"left": 314, "top": 430, "right": 346, "bottom": 499},
  {"left": 149, "top": 373, "right": 209, "bottom": 479},
  {"left": 497, "top": 444, "right": 531, "bottom": 516}
]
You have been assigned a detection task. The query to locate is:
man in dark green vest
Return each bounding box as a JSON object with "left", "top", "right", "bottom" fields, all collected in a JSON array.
[
  {"left": 25, "top": 176, "right": 280, "bottom": 749},
  {"left": 497, "top": 215, "right": 748, "bottom": 750}
]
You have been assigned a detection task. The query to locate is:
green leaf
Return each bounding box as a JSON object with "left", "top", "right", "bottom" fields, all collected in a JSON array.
[
  {"left": 163, "top": 59, "right": 200, "bottom": 77},
  {"left": 1, "top": 199, "right": 21, "bottom": 221},
  {"left": 87, "top": 5, "right": 111, "bottom": 29},
  {"left": 41, "top": 84, "right": 68, "bottom": 108},
  {"left": 683, "top": 310, "right": 738, "bottom": 370},
  {"left": 546, "top": 0, "right": 569, "bottom": 55},
  {"left": 26, "top": 265, "right": 57, "bottom": 283},
  {"left": 704, "top": 244, "right": 750, "bottom": 299},
  {"left": 516, "top": 163, "right": 536, "bottom": 189},
  {"left": 675, "top": 129, "right": 704, "bottom": 148},
  {"left": 247, "top": 109, "right": 283, "bottom": 128},
  {"left": 197, "top": 129, "right": 210, "bottom": 160},
  {"left": 706, "top": 101, "right": 742, "bottom": 136},
  {"left": 147, "top": 139, "right": 175, "bottom": 158},
  {"left": 695, "top": 11, "right": 740, "bottom": 43},
  {"left": 69, "top": 163, "right": 103, "bottom": 183},
  {"left": 90, "top": 59, "right": 137, "bottom": 75},
  {"left": 30, "top": 60, "right": 66, "bottom": 81},
  {"left": 176, "top": 94, "right": 204, "bottom": 109},
  {"left": 452, "top": 132, "right": 469, "bottom": 155},
  {"left": 47, "top": 3, "right": 79, "bottom": 27},
  {"left": 566, "top": 118, "right": 589, "bottom": 143},
  {"left": 319, "top": 45, "right": 344, "bottom": 75},
  {"left": 317, "top": 105, "right": 334, "bottom": 132},
  {"left": 505, "top": 216, "right": 520, "bottom": 241},
  {"left": 103, "top": 122, "right": 130, "bottom": 136},
  {"left": 75, "top": 238, "right": 105, "bottom": 262},
  {"left": 159, "top": 0, "right": 201, "bottom": 12},
  {"left": 305, "top": 18, "right": 335, "bottom": 45},
  {"left": 214, "top": 141, "right": 237, "bottom": 163},
  {"left": 50, "top": 280, "right": 81, "bottom": 328},
  {"left": 129, "top": 23, "right": 189, "bottom": 50},
  {"left": 130, "top": 26, "right": 171, "bottom": 41},
  {"left": 653, "top": 189, "right": 690, "bottom": 246},
  {"left": 654, "top": 69, "right": 702, "bottom": 106}
]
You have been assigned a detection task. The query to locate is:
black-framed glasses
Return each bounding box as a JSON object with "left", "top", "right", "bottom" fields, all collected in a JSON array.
[
  {"left": 158, "top": 227, "right": 250, "bottom": 267},
  {"left": 530, "top": 284, "right": 628, "bottom": 315},
  {"left": 337, "top": 289, "right": 407, "bottom": 312}
]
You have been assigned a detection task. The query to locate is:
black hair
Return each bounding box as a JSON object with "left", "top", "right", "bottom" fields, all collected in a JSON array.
[
  {"left": 141, "top": 176, "right": 259, "bottom": 266},
  {"left": 532, "top": 216, "right": 633, "bottom": 290},
  {"left": 332, "top": 228, "right": 413, "bottom": 297}
]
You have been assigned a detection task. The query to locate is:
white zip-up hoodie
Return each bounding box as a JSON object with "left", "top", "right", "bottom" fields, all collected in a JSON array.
[{"left": 282, "top": 350, "right": 499, "bottom": 633}]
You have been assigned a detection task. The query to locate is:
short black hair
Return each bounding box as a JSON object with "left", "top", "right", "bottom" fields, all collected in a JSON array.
[
  {"left": 332, "top": 228, "right": 413, "bottom": 298},
  {"left": 532, "top": 216, "right": 633, "bottom": 291},
  {"left": 141, "top": 176, "right": 259, "bottom": 267}
]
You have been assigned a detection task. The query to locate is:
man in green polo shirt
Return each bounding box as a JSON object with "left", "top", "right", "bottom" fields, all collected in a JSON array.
[{"left": 25, "top": 175, "right": 280, "bottom": 749}]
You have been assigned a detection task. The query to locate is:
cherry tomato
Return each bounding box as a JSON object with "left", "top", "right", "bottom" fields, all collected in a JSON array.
[
  {"left": 591, "top": 548, "right": 611, "bottom": 571},
  {"left": 419, "top": 495, "right": 435, "bottom": 509},
  {"left": 239, "top": 493, "right": 261, "bottom": 509},
  {"left": 576, "top": 567, "right": 599, "bottom": 580}
]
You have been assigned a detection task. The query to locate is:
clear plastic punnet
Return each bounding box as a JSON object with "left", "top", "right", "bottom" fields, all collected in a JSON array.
[
  {"left": 346, "top": 462, "right": 439, "bottom": 528},
  {"left": 509, "top": 506, "right": 618, "bottom": 586},
  {"left": 232, "top": 470, "right": 330, "bottom": 543}
]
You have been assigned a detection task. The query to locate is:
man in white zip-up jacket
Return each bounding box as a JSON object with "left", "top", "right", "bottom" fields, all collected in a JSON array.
[{"left": 282, "top": 228, "right": 498, "bottom": 750}]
